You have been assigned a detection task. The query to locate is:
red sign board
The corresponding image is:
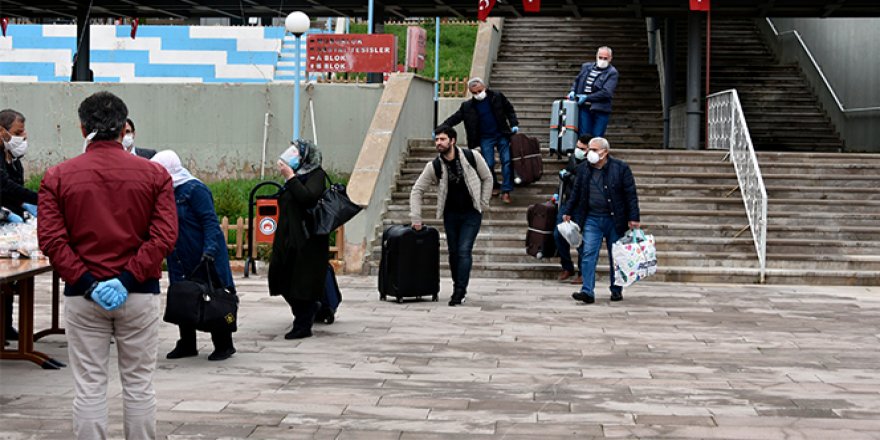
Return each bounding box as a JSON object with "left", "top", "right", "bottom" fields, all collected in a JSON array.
[
  {"left": 689, "top": 0, "right": 710, "bottom": 11},
  {"left": 307, "top": 34, "right": 397, "bottom": 73}
]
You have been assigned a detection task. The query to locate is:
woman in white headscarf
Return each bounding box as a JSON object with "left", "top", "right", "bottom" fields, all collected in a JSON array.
[{"left": 152, "top": 150, "right": 237, "bottom": 361}]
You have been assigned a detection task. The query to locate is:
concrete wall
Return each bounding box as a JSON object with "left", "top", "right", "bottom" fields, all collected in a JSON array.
[
  {"left": 761, "top": 18, "right": 880, "bottom": 152},
  {"left": 345, "top": 74, "right": 435, "bottom": 274},
  {"left": 0, "top": 82, "right": 383, "bottom": 179}
]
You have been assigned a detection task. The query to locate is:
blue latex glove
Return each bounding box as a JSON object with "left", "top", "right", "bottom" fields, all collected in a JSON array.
[
  {"left": 5, "top": 212, "right": 24, "bottom": 224},
  {"left": 567, "top": 91, "right": 576, "bottom": 101},
  {"left": 511, "top": 126, "right": 519, "bottom": 133},
  {"left": 577, "top": 95, "right": 588, "bottom": 106},
  {"left": 93, "top": 279, "right": 128, "bottom": 311},
  {"left": 559, "top": 169, "right": 569, "bottom": 178},
  {"left": 22, "top": 203, "right": 37, "bottom": 218}
]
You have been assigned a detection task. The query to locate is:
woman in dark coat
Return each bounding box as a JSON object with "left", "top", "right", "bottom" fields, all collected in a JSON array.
[
  {"left": 152, "top": 150, "right": 237, "bottom": 361},
  {"left": 268, "top": 139, "right": 329, "bottom": 340}
]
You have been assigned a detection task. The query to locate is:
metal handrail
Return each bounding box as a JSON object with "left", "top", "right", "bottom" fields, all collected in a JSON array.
[
  {"left": 707, "top": 89, "right": 767, "bottom": 282},
  {"left": 766, "top": 18, "right": 880, "bottom": 114}
]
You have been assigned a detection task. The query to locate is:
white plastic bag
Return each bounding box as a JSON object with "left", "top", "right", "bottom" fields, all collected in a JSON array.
[
  {"left": 612, "top": 229, "right": 657, "bottom": 287},
  {"left": 556, "top": 220, "right": 582, "bottom": 248}
]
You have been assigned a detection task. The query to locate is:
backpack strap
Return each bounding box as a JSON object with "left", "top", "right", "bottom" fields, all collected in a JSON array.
[{"left": 432, "top": 148, "right": 477, "bottom": 180}]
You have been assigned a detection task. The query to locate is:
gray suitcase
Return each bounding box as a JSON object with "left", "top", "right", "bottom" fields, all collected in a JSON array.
[{"left": 549, "top": 99, "right": 579, "bottom": 157}]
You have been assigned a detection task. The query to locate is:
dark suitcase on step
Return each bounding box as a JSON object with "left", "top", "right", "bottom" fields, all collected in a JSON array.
[
  {"left": 315, "top": 264, "right": 342, "bottom": 324},
  {"left": 549, "top": 99, "right": 579, "bottom": 157},
  {"left": 510, "top": 133, "right": 543, "bottom": 186},
  {"left": 526, "top": 201, "right": 558, "bottom": 259},
  {"left": 378, "top": 225, "right": 440, "bottom": 303}
]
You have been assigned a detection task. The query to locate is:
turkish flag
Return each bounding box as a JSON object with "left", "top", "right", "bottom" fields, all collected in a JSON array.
[
  {"left": 523, "top": 0, "right": 541, "bottom": 13},
  {"left": 478, "top": 0, "right": 496, "bottom": 22},
  {"left": 689, "top": 0, "right": 710, "bottom": 11},
  {"left": 130, "top": 18, "right": 139, "bottom": 39},
  {"left": 1, "top": 18, "right": 8, "bottom": 37}
]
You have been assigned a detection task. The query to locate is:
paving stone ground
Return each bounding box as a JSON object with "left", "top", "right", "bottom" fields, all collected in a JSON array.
[{"left": 2, "top": 273, "right": 880, "bottom": 439}]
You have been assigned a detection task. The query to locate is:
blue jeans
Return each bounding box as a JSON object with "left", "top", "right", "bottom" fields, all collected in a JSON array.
[
  {"left": 579, "top": 214, "right": 623, "bottom": 297},
  {"left": 578, "top": 108, "right": 611, "bottom": 138},
  {"left": 479, "top": 135, "right": 513, "bottom": 193},
  {"left": 553, "top": 211, "right": 583, "bottom": 273},
  {"left": 443, "top": 209, "right": 483, "bottom": 296}
]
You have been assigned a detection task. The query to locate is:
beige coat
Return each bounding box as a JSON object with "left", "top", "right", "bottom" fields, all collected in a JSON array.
[{"left": 410, "top": 147, "right": 494, "bottom": 223}]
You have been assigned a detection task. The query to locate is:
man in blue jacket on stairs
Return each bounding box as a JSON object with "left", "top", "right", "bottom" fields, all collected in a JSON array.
[{"left": 569, "top": 46, "right": 619, "bottom": 138}]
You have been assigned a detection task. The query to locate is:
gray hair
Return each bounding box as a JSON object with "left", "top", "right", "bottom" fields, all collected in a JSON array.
[
  {"left": 597, "top": 46, "right": 613, "bottom": 57},
  {"left": 467, "top": 77, "right": 485, "bottom": 88},
  {"left": 589, "top": 137, "right": 610, "bottom": 151}
]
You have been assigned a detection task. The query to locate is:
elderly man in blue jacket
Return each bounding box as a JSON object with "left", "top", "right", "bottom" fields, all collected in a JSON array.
[
  {"left": 568, "top": 46, "right": 619, "bottom": 138},
  {"left": 561, "top": 137, "right": 639, "bottom": 304}
]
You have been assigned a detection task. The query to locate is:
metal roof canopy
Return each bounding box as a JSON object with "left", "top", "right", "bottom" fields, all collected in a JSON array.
[{"left": 3, "top": 1, "right": 880, "bottom": 19}]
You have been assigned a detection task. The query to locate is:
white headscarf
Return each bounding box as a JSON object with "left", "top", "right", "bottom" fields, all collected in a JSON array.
[{"left": 151, "top": 150, "right": 198, "bottom": 188}]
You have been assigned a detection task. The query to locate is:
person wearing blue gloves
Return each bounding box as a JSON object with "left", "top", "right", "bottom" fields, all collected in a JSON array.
[
  {"left": 441, "top": 77, "right": 520, "bottom": 204},
  {"left": 554, "top": 135, "right": 592, "bottom": 285},
  {"left": 568, "top": 46, "right": 619, "bottom": 138},
  {"left": 152, "top": 149, "right": 237, "bottom": 361},
  {"left": 0, "top": 108, "right": 39, "bottom": 343},
  {"left": 37, "top": 91, "right": 178, "bottom": 440}
]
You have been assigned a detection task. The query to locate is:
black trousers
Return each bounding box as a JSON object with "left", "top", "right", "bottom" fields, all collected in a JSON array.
[
  {"left": 286, "top": 298, "right": 317, "bottom": 332},
  {"left": 176, "top": 325, "right": 233, "bottom": 351},
  {"left": 3, "top": 294, "right": 14, "bottom": 332}
]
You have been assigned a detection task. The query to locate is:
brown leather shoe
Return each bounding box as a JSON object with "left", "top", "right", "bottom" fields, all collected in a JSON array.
[
  {"left": 558, "top": 270, "right": 574, "bottom": 282},
  {"left": 501, "top": 193, "right": 512, "bottom": 204},
  {"left": 569, "top": 275, "right": 583, "bottom": 285},
  {"left": 492, "top": 188, "right": 500, "bottom": 196}
]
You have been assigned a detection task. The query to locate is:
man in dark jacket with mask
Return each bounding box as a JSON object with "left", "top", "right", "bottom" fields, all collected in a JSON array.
[
  {"left": 554, "top": 135, "right": 592, "bottom": 284},
  {"left": 561, "top": 137, "right": 639, "bottom": 304},
  {"left": 568, "top": 46, "right": 619, "bottom": 138},
  {"left": 441, "top": 77, "right": 519, "bottom": 204}
]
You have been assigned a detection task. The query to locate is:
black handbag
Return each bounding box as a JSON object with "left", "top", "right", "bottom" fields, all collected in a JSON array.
[
  {"left": 307, "top": 175, "right": 362, "bottom": 236},
  {"left": 163, "top": 261, "right": 239, "bottom": 332}
]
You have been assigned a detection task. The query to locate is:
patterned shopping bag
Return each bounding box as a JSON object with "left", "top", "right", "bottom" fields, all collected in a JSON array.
[{"left": 612, "top": 228, "right": 658, "bottom": 287}]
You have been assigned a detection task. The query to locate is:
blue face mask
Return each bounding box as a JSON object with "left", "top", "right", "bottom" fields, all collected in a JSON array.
[{"left": 288, "top": 156, "right": 301, "bottom": 170}]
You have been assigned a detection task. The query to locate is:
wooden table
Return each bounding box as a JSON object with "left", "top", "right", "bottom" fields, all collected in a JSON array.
[{"left": 0, "top": 259, "right": 66, "bottom": 369}]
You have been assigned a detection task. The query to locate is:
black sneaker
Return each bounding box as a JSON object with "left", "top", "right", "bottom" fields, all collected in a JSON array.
[
  {"left": 284, "top": 328, "right": 313, "bottom": 340},
  {"left": 166, "top": 344, "right": 198, "bottom": 359},
  {"left": 5, "top": 327, "right": 19, "bottom": 341},
  {"left": 208, "top": 347, "right": 236, "bottom": 361},
  {"left": 448, "top": 295, "right": 466, "bottom": 306},
  {"left": 610, "top": 291, "right": 623, "bottom": 302},
  {"left": 571, "top": 292, "right": 595, "bottom": 304}
]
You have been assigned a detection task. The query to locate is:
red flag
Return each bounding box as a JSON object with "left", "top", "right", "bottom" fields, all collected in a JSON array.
[
  {"left": 478, "top": 0, "right": 496, "bottom": 22},
  {"left": 689, "top": 0, "right": 710, "bottom": 11},
  {"left": 523, "top": 0, "right": 541, "bottom": 13},
  {"left": 1, "top": 18, "right": 8, "bottom": 37},
  {"left": 130, "top": 18, "right": 139, "bottom": 39}
]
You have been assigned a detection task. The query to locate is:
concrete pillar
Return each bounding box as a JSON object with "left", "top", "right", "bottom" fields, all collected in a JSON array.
[{"left": 686, "top": 13, "right": 702, "bottom": 150}]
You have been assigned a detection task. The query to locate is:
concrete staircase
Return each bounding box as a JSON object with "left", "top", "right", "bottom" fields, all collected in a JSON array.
[
  {"left": 363, "top": 141, "right": 880, "bottom": 285},
  {"left": 490, "top": 17, "right": 663, "bottom": 149},
  {"left": 674, "top": 18, "right": 845, "bottom": 152}
]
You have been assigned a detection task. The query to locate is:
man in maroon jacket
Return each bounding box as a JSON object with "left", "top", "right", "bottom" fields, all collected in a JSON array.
[{"left": 38, "top": 91, "right": 178, "bottom": 440}]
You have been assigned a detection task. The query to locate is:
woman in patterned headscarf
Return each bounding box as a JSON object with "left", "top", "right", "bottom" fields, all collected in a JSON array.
[{"left": 268, "top": 139, "right": 329, "bottom": 340}]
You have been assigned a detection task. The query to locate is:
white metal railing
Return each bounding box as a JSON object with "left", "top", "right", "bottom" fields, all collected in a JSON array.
[
  {"left": 707, "top": 89, "right": 767, "bottom": 282},
  {"left": 766, "top": 18, "right": 880, "bottom": 115}
]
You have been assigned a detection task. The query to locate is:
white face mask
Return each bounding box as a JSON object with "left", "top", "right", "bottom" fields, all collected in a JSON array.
[
  {"left": 122, "top": 134, "right": 135, "bottom": 150},
  {"left": 574, "top": 148, "right": 587, "bottom": 161},
  {"left": 474, "top": 91, "right": 487, "bottom": 101},
  {"left": 587, "top": 150, "right": 601, "bottom": 164},
  {"left": 4, "top": 136, "right": 28, "bottom": 158},
  {"left": 82, "top": 131, "right": 98, "bottom": 153},
  {"left": 596, "top": 59, "right": 610, "bottom": 69}
]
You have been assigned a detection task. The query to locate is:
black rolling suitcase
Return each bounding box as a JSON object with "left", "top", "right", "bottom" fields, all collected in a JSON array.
[
  {"left": 378, "top": 225, "right": 440, "bottom": 303},
  {"left": 526, "top": 201, "right": 558, "bottom": 259}
]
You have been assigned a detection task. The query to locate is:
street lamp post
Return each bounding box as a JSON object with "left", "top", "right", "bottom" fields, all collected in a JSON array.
[{"left": 285, "top": 11, "right": 310, "bottom": 141}]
